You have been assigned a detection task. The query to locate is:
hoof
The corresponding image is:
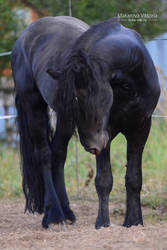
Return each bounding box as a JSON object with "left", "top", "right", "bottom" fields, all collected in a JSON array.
[
  {"left": 95, "top": 222, "right": 110, "bottom": 229},
  {"left": 63, "top": 207, "right": 76, "bottom": 224},
  {"left": 95, "top": 216, "right": 110, "bottom": 229},
  {"left": 42, "top": 214, "right": 49, "bottom": 229},
  {"left": 123, "top": 219, "right": 143, "bottom": 228},
  {"left": 61, "top": 221, "right": 67, "bottom": 231},
  {"left": 42, "top": 207, "right": 65, "bottom": 229},
  {"left": 47, "top": 221, "right": 67, "bottom": 232}
]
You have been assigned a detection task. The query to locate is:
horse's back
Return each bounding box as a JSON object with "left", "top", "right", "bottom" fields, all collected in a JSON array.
[
  {"left": 11, "top": 16, "right": 89, "bottom": 110},
  {"left": 76, "top": 18, "right": 160, "bottom": 112}
]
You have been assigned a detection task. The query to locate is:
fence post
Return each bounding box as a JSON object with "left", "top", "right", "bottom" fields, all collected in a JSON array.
[
  {"left": 69, "top": 0, "right": 72, "bottom": 16},
  {"left": 74, "top": 135, "right": 80, "bottom": 197}
]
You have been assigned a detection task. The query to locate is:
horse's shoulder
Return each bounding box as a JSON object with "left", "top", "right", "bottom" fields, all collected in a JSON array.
[
  {"left": 91, "top": 17, "right": 121, "bottom": 32},
  {"left": 75, "top": 17, "right": 122, "bottom": 51}
]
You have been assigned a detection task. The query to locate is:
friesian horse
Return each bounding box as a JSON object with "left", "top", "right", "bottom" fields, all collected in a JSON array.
[{"left": 11, "top": 16, "right": 160, "bottom": 229}]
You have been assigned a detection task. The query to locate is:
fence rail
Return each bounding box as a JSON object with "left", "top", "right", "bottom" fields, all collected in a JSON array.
[
  {"left": 1, "top": 114, "right": 167, "bottom": 120},
  {"left": 0, "top": 51, "right": 11, "bottom": 57},
  {"left": 0, "top": 115, "right": 17, "bottom": 120}
]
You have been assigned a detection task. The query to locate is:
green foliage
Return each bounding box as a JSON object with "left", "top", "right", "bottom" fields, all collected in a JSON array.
[
  {"left": 0, "top": 0, "right": 26, "bottom": 72},
  {"left": 1, "top": 119, "right": 167, "bottom": 209},
  {"left": 0, "top": 148, "right": 22, "bottom": 198},
  {"left": 73, "top": 0, "right": 167, "bottom": 40},
  {"left": 0, "top": 1, "right": 15, "bottom": 70},
  {"left": 17, "top": 0, "right": 69, "bottom": 16},
  {"left": 110, "top": 119, "right": 167, "bottom": 208}
]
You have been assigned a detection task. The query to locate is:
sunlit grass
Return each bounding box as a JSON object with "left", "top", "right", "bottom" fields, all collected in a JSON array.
[
  {"left": 0, "top": 148, "right": 22, "bottom": 198},
  {"left": 0, "top": 119, "right": 167, "bottom": 208},
  {"left": 63, "top": 119, "right": 167, "bottom": 207}
]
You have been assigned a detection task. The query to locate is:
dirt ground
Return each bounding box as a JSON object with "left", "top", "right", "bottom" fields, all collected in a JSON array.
[{"left": 0, "top": 199, "right": 167, "bottom": 249}]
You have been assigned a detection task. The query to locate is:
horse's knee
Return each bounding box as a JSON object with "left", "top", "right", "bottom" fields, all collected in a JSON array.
[
  {"left": 125, "top": 175, "right": 142, "bottom": 193},
  {"left": 34, "top": 147, "right": 52, "bottom": 166},
  {"left": 95, "top": 173, "right": 113, "bottom": 196},
  {"left": 52, "top": 148, "right": 67, "bottom": 163}
]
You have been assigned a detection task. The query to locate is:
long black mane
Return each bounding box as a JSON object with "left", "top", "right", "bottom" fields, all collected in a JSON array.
[{"left": 50, "top": 49, "right": 102, "bottom": 129}]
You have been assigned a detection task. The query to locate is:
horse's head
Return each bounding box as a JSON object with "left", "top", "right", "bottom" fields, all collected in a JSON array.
[
  {"left": 47, "top": 50, "right": 113, "bottom": 155},
  {"left": 75, "top": 88, "right": 113, "bottom": 155}
]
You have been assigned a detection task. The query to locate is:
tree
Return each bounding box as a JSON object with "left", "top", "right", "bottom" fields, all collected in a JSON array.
[
  {"left": 0, "top": 0, "right": 22, "bottom": 73},
  {"left": 72, "top": 0, "right": 167, "bottom": 40}
]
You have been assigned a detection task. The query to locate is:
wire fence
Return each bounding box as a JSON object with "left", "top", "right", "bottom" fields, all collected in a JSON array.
[
  {"left": 0, "top": 45, "right": 167, "bottom": 198},
  {"left": 1, "top": 114, "right": 167, "bottom": 120}
]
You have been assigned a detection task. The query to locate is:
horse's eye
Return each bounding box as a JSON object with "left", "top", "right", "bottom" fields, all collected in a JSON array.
[{"left": 116, "top": 80, "right": 130, "bottom": 91}]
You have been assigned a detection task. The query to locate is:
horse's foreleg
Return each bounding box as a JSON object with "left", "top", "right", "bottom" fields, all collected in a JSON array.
[
  {"left": 51, "top": 119, "right": 76, "bottom": 224},
  {"left": 95, "top": 144, "right": 113, "bottom": 229},
  {"left": 16, "top": 92, "right": 65, "bottom": 228},
  {"left": 123, "top": 119, "right": 151, "bottom": 227}
]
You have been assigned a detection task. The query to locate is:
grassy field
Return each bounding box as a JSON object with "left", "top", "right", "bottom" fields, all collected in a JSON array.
[{"left": 0, "top": 119, "right": 167, "bottom": 209}]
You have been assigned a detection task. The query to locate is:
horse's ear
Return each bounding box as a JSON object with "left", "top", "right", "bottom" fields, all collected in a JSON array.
[{"left": 47, "top": 68, "right": 61, "bottom": 80}]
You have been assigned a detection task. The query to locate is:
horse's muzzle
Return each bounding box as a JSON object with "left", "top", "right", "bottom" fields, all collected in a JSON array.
[
  {"left": 86, "top": 147, "right": 100, "bottom": 155},
  {"left": 84, "top": 131, "right": 109, "bottom": 155}
]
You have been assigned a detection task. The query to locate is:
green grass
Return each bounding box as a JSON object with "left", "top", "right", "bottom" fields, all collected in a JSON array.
[
  {"left": 0, "top": 149, "right": 22, "bottom": 198},
  {"left": 1, "top": 119, "right": 167, "bottom": 208}
]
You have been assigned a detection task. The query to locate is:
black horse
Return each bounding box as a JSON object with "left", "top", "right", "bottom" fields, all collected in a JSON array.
[{"left": 11, "top": 16, "right": 160, "bottom": 229}]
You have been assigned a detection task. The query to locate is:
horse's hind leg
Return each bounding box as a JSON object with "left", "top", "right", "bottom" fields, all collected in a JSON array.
[
  {"left": 16, "top": 90, "right": 65, "bottom": 228},
  {"left": 51, "top": 118, "right": 76, "bottom": 224}
]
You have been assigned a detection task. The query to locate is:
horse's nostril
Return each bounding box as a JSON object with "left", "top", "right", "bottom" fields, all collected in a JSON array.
[
  {"left": 89, "top": 148, "right": 96, "bottom": 154},
  {"left": 84, "top": 145, "right": 101, "bottom": 155},
  {"left": 89, "top": 148, "right": 99, "bottom": 155}
]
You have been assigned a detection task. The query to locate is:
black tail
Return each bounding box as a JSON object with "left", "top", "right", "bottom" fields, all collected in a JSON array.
[{"left": 15, "top": 94, "right": 52, "bottom": 214}]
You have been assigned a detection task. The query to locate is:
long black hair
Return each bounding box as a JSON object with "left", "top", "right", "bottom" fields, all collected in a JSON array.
[{"left": 47, "top": 49, "right": 102, "bottom": 129}]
